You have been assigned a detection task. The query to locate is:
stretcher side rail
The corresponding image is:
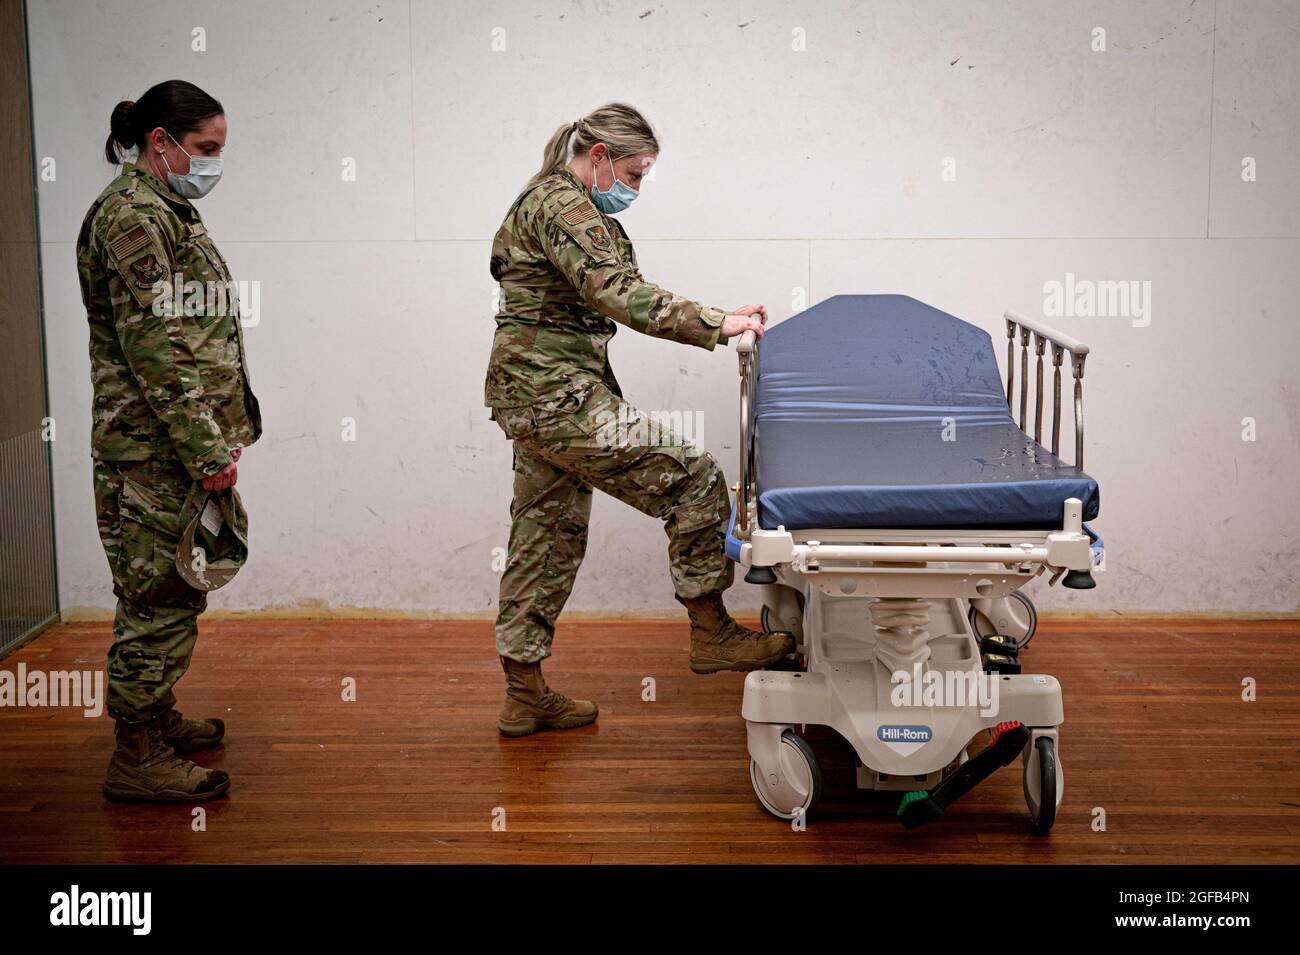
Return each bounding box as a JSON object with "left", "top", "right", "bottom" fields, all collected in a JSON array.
[{"left": 1003, "top": 310, "right": 1090, "bottom": 470}]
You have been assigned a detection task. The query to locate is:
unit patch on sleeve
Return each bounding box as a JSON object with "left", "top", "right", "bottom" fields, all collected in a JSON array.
[
  {"left": 585, "top": 224, "right": 612, "bottom": 251},
  {"left": 129, "top": 253, "right": 167, "bottom": 288}
]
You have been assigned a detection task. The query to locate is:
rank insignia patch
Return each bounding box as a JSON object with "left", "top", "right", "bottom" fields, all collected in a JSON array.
[
  {"left": 562, "top": 202, "right": 598, "bottom": 226},
  {"left": 129, "top": 253, "right": 167, "bottom": 287},
  {"left": 586, "top": 224, "right": 612, "bottom": 251}
]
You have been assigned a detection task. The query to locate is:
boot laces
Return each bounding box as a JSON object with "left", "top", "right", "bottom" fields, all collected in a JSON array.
[
  {"left": 714, "top": 616, "right": 770, "bottom": 647},
  {"left": 143, "top": 723, "right": 198, "bottom": 773},
  {"left": 684, "top": 593, "right": 738, "bottom": 645},
  {"left": 709, "top": 611, "right": 742, "bottom": 644},
  {"left": 539, "top": 687, "right": 572, "bottom": 711}
]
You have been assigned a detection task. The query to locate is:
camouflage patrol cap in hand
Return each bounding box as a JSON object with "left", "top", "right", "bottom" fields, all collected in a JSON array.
[{"left": 176, "top": 482, "right": 249, "bottom": 591}]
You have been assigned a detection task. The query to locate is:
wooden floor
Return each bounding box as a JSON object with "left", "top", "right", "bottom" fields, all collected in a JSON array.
[{"left": 0, "top": 616, "right": 1297, "bottom": 864}]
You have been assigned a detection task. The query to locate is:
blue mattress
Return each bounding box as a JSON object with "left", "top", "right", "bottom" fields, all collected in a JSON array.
[{"left": 753, "top": 295, "right": 1100, "bottom": 530}]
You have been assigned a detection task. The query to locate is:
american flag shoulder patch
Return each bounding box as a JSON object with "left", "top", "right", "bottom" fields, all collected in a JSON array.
[
  {"left": 110, "top": 225, "right": 150, "bottom": 261},
  {"left": 561, "top": 202, "right": 599, "bottom": 226}
]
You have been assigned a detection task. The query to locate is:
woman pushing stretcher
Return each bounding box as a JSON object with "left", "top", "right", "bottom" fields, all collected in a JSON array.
[{"left": 483, "top": 102, "right": 794, "bottom": 737}]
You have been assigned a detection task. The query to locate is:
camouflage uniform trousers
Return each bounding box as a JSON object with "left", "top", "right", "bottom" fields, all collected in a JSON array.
[
  {"left": 492, "top": 381, "right": 734, "bottom": 663},
  {"left": 92, "top": 455, "right": 209, "bottom": 722}
]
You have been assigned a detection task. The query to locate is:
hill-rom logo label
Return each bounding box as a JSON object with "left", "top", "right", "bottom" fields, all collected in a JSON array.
[{"left": 878, "top": 724, "right": 932, "bottom": 755}]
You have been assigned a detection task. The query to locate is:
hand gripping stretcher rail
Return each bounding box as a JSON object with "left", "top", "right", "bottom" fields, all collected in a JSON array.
[{"left": 724, "top": 295, "right": 1104, "bottom": 832}]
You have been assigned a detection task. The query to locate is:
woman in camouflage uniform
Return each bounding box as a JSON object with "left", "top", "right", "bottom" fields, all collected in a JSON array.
[
  {"left": 78, "top": 80, "right": 260, "bottom": 800},
  {"left": 486, "top": 103, "right": 794, "bottom": 737}
]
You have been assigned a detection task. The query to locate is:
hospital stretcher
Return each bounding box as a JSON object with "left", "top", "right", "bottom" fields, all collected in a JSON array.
[{"left": 724, "top": 295, "right": 1102, "bottom": 832}]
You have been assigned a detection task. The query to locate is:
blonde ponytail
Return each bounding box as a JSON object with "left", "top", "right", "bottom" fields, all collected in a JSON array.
[{"left": 526, "top": 103, "right": 659, "bottom": 189}]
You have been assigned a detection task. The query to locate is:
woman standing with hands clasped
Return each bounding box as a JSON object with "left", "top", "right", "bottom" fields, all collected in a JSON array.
[{"left": 78, "top": 79, "right": 260, "bottom": 801}]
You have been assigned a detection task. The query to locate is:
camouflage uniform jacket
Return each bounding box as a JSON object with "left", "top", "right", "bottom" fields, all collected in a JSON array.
[
  {"left": 76, "top": 162, "right": 261, "bottom": 480},
  {"left": 484, "top": 166, "right": 728, "bottom": 411}
]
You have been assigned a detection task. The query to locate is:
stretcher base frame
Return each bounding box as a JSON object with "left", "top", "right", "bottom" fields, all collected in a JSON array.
[{"left": 742, "top": 560, "right": 1067, "bottom": 826}]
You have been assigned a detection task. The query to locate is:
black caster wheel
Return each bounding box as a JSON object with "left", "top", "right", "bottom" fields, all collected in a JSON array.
[
  {"left": 760, "top": 593, "right": 805, "bottom": 636},
  {"left": 969, "top": 590, "right": 1038, "bottom": 648},
  {"left": 1023, "top": 735, "right": 1058, "bottom": 835},
  {"left": 760, "top": 605, "right": 780, "bottom": 634},
  {"left": 1011, "top": 591, "right": 1038, "bottom": 647},
  {"left": 760, "top": 606, "right": 801, "bottom": 670},
  {"left": 750, "top": 729, "right": 822, "bottom": 821}
]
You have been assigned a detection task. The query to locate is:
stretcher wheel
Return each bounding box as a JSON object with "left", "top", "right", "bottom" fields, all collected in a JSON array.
[
  {"left": 1012, "top": 591, "right": 1038, "bottom": 645},
  {"left": 749, "top": 729, "right": 822, "bottom": 821},
  {"left": 760, "top": 604, "right": 799, "bottom": 636},
  {"left": 1023, "top": 736, "right": 1059, "bottom": 835},
  {"left": 760, "top": 592, "right": 805, "bottom": 636},
  {"left": 968, "top": 591, "right": 1038, "bottom": 647},
  {"left": 759, "top": 606, "right": 803, "bottom": 670}
]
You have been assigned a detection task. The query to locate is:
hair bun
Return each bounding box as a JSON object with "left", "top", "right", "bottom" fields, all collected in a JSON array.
[
  {"left": 110, "top": 100, "right": 135, "bottom": 132},
  {"left": 104, "top": 81, "right": 223, "bottom": 166}
]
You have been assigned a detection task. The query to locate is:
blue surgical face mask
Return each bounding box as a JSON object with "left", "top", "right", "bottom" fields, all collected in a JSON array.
[
  {"left": 162, "top": 130, "right": 223, "bottom": 199},
  {"left": 590, "top": 147, "right": 638, "bottom": 214}
]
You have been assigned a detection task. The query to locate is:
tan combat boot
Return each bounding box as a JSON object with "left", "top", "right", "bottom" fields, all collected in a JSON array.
[
  {"left": 675, "top": 590, "right": 796, "bottom": 674},
  {"left": 498, "top": 655, "right": 598, "bottom": 737},
  {"left": 159, "top": 705, "right": 225, "bottom": 754},
  {"left": 103, "top": 717, "right": 231, "bottom": 803}
]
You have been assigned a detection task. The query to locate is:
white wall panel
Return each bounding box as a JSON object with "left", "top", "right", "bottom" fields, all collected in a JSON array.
[
  {"left": 29, "top": 0, "right": 415, "bottom": 243},
  {"left": 1209, "top": 0, "right": 1300, "bottom": 237},
  {"left": 29, "top": 0, "right": 1300, "bottom": 614},
  {"left": 413, "top": 0, "right": 1215, "bottom": 240}
]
